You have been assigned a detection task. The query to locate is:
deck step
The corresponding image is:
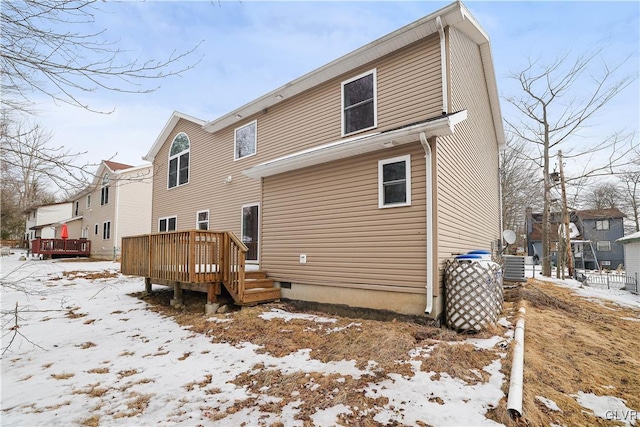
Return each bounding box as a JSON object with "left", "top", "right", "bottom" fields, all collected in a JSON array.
[
  {"left": 245, "top": 270, "right": 268, "bottom": 280},
  {"left": 245, "top": 278, "right": 275, "bottom": 289},
  {"left": 241, "top": 287, "right": 281, "bottom": 305}
]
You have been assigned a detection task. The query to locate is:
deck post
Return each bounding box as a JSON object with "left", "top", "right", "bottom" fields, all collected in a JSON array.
[
  {"left": 144, "top": 277, "right": 152, "bottom": 294},
  {"left": 170, "top": 283, "right": 183, "bottom": 308},
  {"left": 205, "top": 283, "right": 220, "bottom": 314}
]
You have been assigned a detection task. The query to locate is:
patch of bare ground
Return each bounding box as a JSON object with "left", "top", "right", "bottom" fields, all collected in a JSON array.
[
  {"left": 61, "top": 270, "right": 120, "bottom": 280},
  {"left": 137, "top": 287, "right": 508, "bottom": 423},
  {"left": 488, "top": 279, "right": 640, "bottom": 427}
]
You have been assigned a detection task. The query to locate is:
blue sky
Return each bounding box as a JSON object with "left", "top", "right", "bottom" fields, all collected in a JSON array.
[{"left": 33, "top": 1, "right": 639, "bottom": 175}]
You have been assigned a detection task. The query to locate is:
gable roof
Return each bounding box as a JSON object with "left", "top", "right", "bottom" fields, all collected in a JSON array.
[
  {"left": 143, "top": 111, "right": 207, "bottom": 162},
  {"left": 202, "top": 1, "right": 504, "bottom": 148},
  {"left": 103, "top": 160, "right": 133, "bottom": 171},
  {"left": 574, "top": 208, "right": 626, "bottom": 219}
]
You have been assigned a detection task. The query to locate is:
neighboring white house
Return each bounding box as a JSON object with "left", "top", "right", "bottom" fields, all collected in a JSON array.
[
  {"left": 617, "top": 231, "right": 640, "bottom": 293},
  {"left": 24, "top": 202, "right": 73, "bottom": 252},
  {"left": 64, "top": 160, "right": 153, "bottom": 260}
]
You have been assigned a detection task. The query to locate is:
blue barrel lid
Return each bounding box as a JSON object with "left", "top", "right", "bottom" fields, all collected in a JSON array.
[
  {"left": 467, "top": 250, "right": 491, "bottom": 255},
  {"left": 455, "top": 254, "right": 482, "bottom": 260}
]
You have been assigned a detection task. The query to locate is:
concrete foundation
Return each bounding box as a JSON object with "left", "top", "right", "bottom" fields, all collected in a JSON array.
[{"left": 205, "top": 303, "right": 220, "bottom": 315}]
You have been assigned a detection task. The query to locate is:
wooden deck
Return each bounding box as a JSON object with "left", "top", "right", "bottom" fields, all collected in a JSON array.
[
  {"left": 31, "top": 238, "right": 91, "bottom": 258},
  {"left": 120, "top": 230, "right": 280, "bottom": 308}
]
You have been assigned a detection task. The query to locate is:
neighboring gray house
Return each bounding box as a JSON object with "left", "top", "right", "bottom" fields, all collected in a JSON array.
[{"left": 526, "top": 208, "right": 626, "bottom": 270}]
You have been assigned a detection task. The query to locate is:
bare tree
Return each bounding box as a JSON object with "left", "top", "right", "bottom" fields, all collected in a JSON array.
[
  {"left": 1, "top": 0, "right": 201, "bottom": 113},
  {"left": 501, "top": 138, "right": 543, "bottom": 242},
  {"left": 583, "top": 181, "right": 621, "bottom": 210},
  {"left": 619, "top": 168, "right": 640, "bottom": 233},
  {"left": 504, "top": 49, "right": 638, "bottom": 276}
]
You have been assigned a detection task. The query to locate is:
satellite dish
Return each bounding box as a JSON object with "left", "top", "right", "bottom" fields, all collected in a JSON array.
[
  {"left": 503, "top": 229, "right": 516, "bottom": 245},
  {"left": 559, "top": 223, "right": 579, "bottom": 239}
]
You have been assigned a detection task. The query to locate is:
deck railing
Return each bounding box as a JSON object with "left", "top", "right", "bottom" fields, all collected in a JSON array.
[
  {"left": 31, "top": 238, "right": 91, "bottom": 257},
  {"left": 121, "top": 230, "right": 247, "bottom": 301}
]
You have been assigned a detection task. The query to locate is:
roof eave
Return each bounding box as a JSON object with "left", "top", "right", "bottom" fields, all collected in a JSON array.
[
  {"left": 243, "top": 110, "right": 467, "bottom": 179},
  {"left": 203, "top": 2, "right": 498, "bottom": 137},
  {"left": 144, "top": 111, "right": 206, "bottom": 162}
]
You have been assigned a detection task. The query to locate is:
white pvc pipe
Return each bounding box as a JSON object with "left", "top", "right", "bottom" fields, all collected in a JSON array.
[
  {"left": 507, "top": 306, "right": 526, "bottom": 418},
  {"left": 420, "top": 132, "right": 434, "bottom": 314}
]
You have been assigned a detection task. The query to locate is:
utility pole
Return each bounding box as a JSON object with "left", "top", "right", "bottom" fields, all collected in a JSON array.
[{"left": 558, "top": 150, "right": 574, "bottom": 278}]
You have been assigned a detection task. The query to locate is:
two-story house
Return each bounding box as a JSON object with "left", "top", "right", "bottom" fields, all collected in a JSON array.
[
  {"left": 66, "top": 160, "right": 153, "bottom": 260},
  {"left": 525, "top": 208, "right": 626, "bottom": 270},
  {"left": 125, "top": 1, "right": 505, "bottom": 319}
]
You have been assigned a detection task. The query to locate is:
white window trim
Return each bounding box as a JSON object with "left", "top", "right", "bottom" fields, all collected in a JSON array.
[
  {"left": 596, "top": 220, "right": 610, "bottom": 231},
  {"left": 167, "top": 132, "right": 190, "bottom": 190},
  {"left": 341, "top": 68, "right": 378, "bottom": 137},
  {"left": 241, "top": 202, "right": 260, "bottom": 264},
  {"left": 234, "top": 120, "right": 258, "bottom": 161},
  {"left": 596, "top": 241, "right": 611, "bottom": 252},
  {"left": 196, "top": 210, "right": 210, "bottom": 230},
  {"left": 378, "top": 154, "right": 411, "bottom": 209},
  {"left": 86, "top": 194, "right": 91, "bottom": 209},
  {"left": 158, "top": 215, "right": 178, "bottom": 233}
]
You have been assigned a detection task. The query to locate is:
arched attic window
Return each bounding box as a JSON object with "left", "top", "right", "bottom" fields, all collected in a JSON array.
[
  {"left": 100, "top": 172, "right": 110, "bottom": 205},
  {"left": 168, "top": 133, "right": 190, "bottom": 188}
]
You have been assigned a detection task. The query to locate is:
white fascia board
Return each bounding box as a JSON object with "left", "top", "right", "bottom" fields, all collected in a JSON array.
[
  {"left": 144, "top": 111, "right": 206, "bottom": 162},
  {"left": 243, "top": 111, "right": 467, "bottom": 179}
]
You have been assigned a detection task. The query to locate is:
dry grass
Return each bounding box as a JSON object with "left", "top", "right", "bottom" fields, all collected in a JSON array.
[
  {"left": 78, "top": 414, "right": 100, "bottom": 427},
  {"left": 111, "top": 392, "right": 154, "bottom": 419},
  {"left": 489, "top": 279, "right": 640, "bottom": 427},
  {"left": 50, "top": 372, "right": 75, "bottom": 380},
  {"left": 62, "top": 270, "right": 119, "bottom": 280},
  {"left": 87, "top": 367, "right": 109, "bottom": 374}
]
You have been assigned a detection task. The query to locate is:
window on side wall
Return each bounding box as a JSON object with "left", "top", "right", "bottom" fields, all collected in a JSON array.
[
  {"left": 86, "top": 195, "right": 91, "bottom": 209},
  {"left": 596, "top": 220, "right": 610, "bottom": 230},
  {"left": 159, "top": 216, "right": 177, "bottom": 232},
  {"left": 234, "top": 121, "right": 257, "bottom": 160},
  {"left": 196, "top": 210, "right": 209, "bottom": 230},
  {"left": 596, "top": 241, "right": 611, "bottom": 251},
  {"left": 103, "top": 221, "right": 111, "bottom": 240},
  {"left": 94, "top": 224, "right": 99, "bottom": 235},
  {"left": 378, "top": 155, "right": 411, "bottom": 208},
  {"left": 342, "top": 69, "right": 377, "bottom": 136},
  {"left": 168, "top": 133, "right": 190, "bottom": 188},
  {"left": 101, "top": 173, "right": 109, "bottom": 205}
]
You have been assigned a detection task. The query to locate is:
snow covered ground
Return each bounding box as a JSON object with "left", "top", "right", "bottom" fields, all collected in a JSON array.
[{"left": 1, "top": 251, "right": 638, "bottom": 426}]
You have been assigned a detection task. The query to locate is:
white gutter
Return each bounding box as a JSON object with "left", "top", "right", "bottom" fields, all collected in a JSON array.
[
  {"left": 507, "top": 305, "right": 526, "bottom": 418},
  {"left": 114, "top": 175, "right": 120, "bottom": 261},
  {"left": 420, "top": 132, "right": 434, "bottom": 314},
  {"left": 436, "top": 16, "right": 448, "bottom": 115}
]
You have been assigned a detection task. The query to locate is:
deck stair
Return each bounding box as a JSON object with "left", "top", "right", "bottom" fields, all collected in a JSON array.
[{"left": 239, "top": 270, "right": 280, "bottom": 305}]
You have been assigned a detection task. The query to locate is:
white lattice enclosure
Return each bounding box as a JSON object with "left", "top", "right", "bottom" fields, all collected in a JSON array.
[{"left": 444, "top": 259, "right": 503, "bottom": 331}]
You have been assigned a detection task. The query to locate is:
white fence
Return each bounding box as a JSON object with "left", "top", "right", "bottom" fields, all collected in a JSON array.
[{"left": 582, "top": 271, "right": 638, "bottom": 293}]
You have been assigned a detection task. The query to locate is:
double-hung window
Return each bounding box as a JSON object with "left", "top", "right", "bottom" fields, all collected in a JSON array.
[
  {"left": 168, "top": 133, "right": 190, "bottom": 188},
  {"left": 103, "top": 221, "right": 111, "bottom": 240},
  {"left": 378, "top": 155, "right": 411, "bottom": 208},
  {"left": 342, "top": 69, "right": 377, "bottom": 136},
  {"left": 596, "top": 241, "right": 611, "bottom": 252},
  {"left": 196, "top": 210, "right": 209, "bottom": 230},
  {"left": 596, "top": 220, "right": 610, "bottom": 231},
  {"left": 159, "top": 216, "right": 177, "bottom": 232},
  {"left": 101, "top": 173, "right": 109, "bottom": 205},
  {"left": 234, "top": 121, "right": 257, "bottom": 160}
]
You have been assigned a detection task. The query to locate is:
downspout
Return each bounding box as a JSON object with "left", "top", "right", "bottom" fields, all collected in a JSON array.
[
  {"left": 420, "top": 132, "right": 434, "bottom": 314},
  {"left": 436, "top": 16, "right": 448, "bottom": 115}
]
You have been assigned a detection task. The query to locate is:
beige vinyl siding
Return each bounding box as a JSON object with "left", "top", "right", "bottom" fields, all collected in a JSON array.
[
  {"left": 152, "top": 119, "right": 261, "bottom": 237},
  {"left": 216, "top": 35, "right": 442, "bottom": 164},
  {"left": 83, "top": 165, "right": 116, "bottom": 259},
  {"left": 116, "top": 166, "right": 153, "bottom": 247},
  {"left": 262, "top": 143, "right": 427, "bottom": 292},
  {"left": 435, "top": 27, "right": 501, "bottom": 274}
]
